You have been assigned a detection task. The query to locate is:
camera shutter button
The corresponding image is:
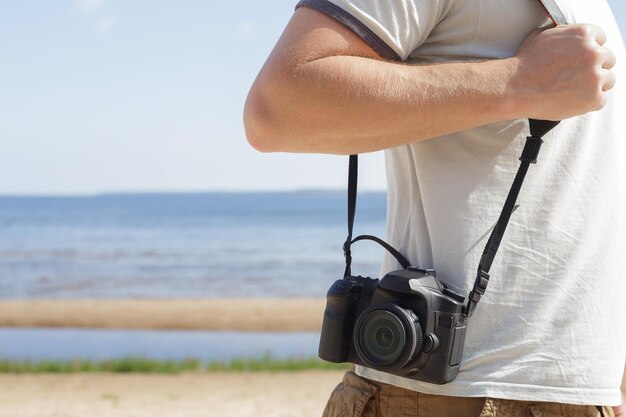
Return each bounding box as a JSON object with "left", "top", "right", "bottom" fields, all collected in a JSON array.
[{"left": 423, "top": 334, "right": 439, "bottom": 353}]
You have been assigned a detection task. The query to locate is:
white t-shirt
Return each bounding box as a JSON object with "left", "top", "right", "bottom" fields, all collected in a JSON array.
[{"left": 297, "top": 0, "right": 626, "bottom": 406}]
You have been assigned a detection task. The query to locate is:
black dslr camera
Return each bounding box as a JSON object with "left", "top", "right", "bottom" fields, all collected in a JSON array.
[{"left": 318, "top": 267, "right": 468, "bottom": 384}]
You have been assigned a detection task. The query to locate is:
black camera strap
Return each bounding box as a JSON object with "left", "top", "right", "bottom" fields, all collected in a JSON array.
[
  {"left": 343, "top": 154, "right": 411, "bottom": 278},
  {"left": 464, "top": 119, "right": 559, "bottom": 316}
]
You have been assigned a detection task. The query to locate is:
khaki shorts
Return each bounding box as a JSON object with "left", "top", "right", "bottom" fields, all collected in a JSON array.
[{"left": 322, "top": 371, "right": 615, "bottom": 417}]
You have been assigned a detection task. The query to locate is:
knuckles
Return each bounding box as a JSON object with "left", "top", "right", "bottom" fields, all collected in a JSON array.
[
  {"left": 588, "top": 67, "right": 604, "bottom": 86},
  {"left": 589, "top": 48, "right": 604, "bottom": 66},
  {"left": 571, "top": 24, "right": 594, "bottom": 38},
  {"left": 568, "top": 23, "right": 606, "bottom": 43}
]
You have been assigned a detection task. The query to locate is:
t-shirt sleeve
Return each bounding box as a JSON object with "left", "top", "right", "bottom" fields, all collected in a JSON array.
[{"left": 295, "top": 0, "right": 448, "bottom": 61}]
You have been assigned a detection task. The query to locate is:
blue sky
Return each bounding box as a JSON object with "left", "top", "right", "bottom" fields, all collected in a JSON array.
[{"left": 0, "top": 1, "right": 624, "bottom": 195}]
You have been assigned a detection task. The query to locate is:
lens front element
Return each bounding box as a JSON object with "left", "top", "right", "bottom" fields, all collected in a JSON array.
[
  {"left": 375, "top": 327, "right": 394, "bottom": 347},
  {"left": 358, "top": 310, "right": 407, "bottom": 366}
]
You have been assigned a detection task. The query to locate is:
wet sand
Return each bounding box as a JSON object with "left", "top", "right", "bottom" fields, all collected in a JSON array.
[
  {"left": 0, "top": 298, "right": 325, "bottom": 331},
  {"left": 0, "top": 371, "right": 342, "bottom": 417}
]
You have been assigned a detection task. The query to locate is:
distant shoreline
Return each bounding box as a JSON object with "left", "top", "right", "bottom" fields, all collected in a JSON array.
[
  {"left": 0, "top": 298, "right": 325, "bottom": 331},
  {"left": 0, "top": 189, "right": 386, "bottom": 199}
]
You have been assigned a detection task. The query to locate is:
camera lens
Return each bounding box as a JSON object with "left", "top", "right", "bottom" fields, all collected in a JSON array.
[{"left": 357, "top": 310, "right": 406, "bottom": 366}]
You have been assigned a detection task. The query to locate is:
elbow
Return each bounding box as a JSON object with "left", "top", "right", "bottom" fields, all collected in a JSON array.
[
  {"left": 243, "top": 85, "right": 288, "bottom": 153},
  {"left": 244, "top": 70, "right": 322, "bottom": 153},
  {"left": 243, "top": 95, "right": 274, "bottom": 153}
]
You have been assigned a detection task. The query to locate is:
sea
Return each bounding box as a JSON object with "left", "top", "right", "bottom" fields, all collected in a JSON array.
[
  {"left": 0, "top": 191, "right": 388, "bottom": 361},
  {"left": 0, "top": 191, "right": 387, "bottom": 300}
]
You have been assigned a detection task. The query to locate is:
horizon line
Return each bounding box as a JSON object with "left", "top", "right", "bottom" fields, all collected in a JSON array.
[{"left": 0, "top": 187, "right": 387, "bottom": 198}]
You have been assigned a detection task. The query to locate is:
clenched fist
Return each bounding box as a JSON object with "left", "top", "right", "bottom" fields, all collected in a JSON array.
[{"left": 510, "top": 24, "right": 616, "bottom": 121}]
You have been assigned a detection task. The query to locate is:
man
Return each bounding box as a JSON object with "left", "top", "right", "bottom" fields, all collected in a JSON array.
[{"left": 244, "top": 0, "right": 625, "bottom": 416}]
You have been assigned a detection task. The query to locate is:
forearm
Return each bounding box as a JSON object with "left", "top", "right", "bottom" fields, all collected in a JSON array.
[
  {"left": 245, "top": 55, "right": 518, "bottom": 154},
  {"left": 244, "top": 8, "right": 613, "bottom": 155}
]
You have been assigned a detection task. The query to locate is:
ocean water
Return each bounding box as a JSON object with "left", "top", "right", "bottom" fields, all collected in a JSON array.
[{"left": 0, "top": 192, "right": 387, "bottom": 299}]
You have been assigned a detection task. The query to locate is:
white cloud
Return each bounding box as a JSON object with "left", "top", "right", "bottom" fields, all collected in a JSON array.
[
  {"left": 75, "top": 0, "right": 106, "bottom": 14},
  {"left": 97, "top": 15, "right": 115, "bottom": 34}
]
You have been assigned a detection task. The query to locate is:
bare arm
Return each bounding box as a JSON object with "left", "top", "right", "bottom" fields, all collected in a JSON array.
[{"left": 244, "top": 7, "right": 615, "bottom": 155}]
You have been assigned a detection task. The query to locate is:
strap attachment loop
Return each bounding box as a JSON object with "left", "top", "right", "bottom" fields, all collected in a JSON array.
[
  {"left": 465, "top": 269, "right": 490, "bottom": 317},
  {"left": 474, "top": 269, "right": 490, "bottom": 295},
  {"left": 343, "top": 239, "right": 352, "bottom": 264},
  {"left": 519, "top": 136, "right": 544, "bottom": 164}
]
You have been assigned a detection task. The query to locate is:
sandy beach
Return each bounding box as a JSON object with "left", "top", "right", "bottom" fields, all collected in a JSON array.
[
  {"left": 0, "top": 298, "right": 338, "bottom": 417},
  {"left": 0, "top": 298, "right": 325, "bottom": 331},
  {"left": 1, "top": 371, "right": 623, "bottom": 417},
  {"left": 0, "top": 371, "right": 342, "bottom": 417}
]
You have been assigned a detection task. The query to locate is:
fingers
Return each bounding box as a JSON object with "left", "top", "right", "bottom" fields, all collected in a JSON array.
[
  {"left": 599, "top": 46, "right": 616, "bottom": 92},
  {"left": 579, "top": 25, "right": 616, "bottom": 92},
  {"left": 600, "top": 46, "right": 617, "bottom": 69},
  {"left": 602, "top": 68, "right": 616, "bottom": 92},
  {"left": 597, "top": 40, "right": 616, "bottom": 93}
]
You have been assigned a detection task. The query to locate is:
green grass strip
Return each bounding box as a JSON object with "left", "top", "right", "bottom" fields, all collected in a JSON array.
[
  {"left": 205, "top": 354, "right": 350, "bottom": 372},
  {"left": 0, "top": 356, "right": 350, "bottom": 374}
]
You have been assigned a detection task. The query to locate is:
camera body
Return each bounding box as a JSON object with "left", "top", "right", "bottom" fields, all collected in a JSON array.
[{"left": 318, "top": 267, "right": 468, "bottom": 384}]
